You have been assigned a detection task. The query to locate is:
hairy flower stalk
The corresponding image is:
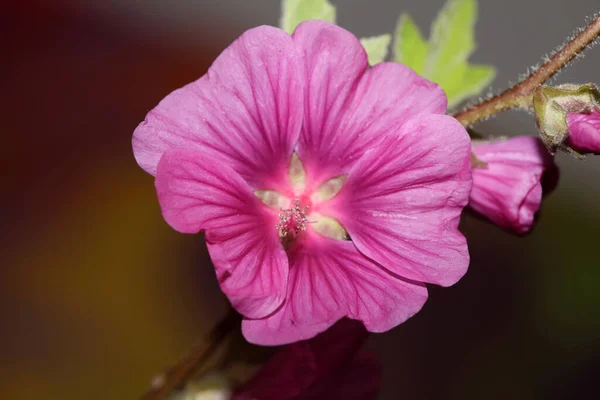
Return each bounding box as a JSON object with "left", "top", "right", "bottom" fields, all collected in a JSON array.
[
  {"left": 454, "top": 14, "right": 600, "bottom": 127},
  {"left": 141, "top": 310, "right": 241, "bottom": 400}
]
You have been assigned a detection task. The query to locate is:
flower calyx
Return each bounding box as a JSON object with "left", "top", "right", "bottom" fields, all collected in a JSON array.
[{"left": 533, "top": 83, "right": 600, "bottom": 157}]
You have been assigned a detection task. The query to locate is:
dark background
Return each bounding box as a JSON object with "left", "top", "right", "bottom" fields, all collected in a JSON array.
[{"left": 3, "top": 1, "right": 600, "bottom": 399}]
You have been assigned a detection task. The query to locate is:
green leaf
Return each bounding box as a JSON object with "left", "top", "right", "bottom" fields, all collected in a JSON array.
[
  {"left": 393, "top": 13, "right": 428, "bottom": 74},
  {"left": 280, "top": 0, "right": 336, "bottom": 34},
  {"left": 446, "top": 64, "right": 496, "bottom": 107},
  {"left": 393, "top": 0, "right": 496, "bottom": 108},
  {"left": 360, "top": 34, "right": 391, "bottom": 65},
  {"left": 426, "top": 0, "right": 476, "bottom": 81}
]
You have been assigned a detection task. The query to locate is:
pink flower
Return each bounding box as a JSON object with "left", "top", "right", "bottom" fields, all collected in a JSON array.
[
  {"left": 133, "top": 21, "right": 472, "bottom": 345},
  {"left": 566, "top": 109, "right": 600, "bottom": 154},
  {"left": 469, "top": 136, "right": 558, "bottom": 234},
  {"left": 232, "top": 319, "right": 381, "bottom": 400}
]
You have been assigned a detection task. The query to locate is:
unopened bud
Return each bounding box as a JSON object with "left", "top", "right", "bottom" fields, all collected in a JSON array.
[
  {"left": 469, "top": 136, "right": 557, "bottom": 234},
  {"left": 566, "top": 109, "right": 600, "bottom": 155},
  {"left": 533, "top": 83, "right": 600, "bottom": 156}
]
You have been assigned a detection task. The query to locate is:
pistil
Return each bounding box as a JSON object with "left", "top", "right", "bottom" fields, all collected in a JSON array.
[{"left": 276, "top": 199, "right": 309, "bottom": 246}]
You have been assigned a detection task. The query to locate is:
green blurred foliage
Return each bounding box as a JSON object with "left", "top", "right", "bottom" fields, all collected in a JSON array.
[
  {"left": 393, "top": 0, "right": 496, "bottom": 108},
  {"left": 360, "top": 34, "right": 392, "bottom": 65},
  {"left": 280, "top": 0, "right": 336, "bottom": 34},
  {"left": 280, "top": 0, "right": 392, "bottom": 67}
]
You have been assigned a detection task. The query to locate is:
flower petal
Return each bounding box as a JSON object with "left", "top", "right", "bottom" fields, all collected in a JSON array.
[
  {"left": 470, "top": 136, "right": 556, "bottom": 234},
  {"left": 326, "top": 114, "right": 472, "bottom": 287},
  {"left": 300, "top": 351, "right": 382, "bottom": 400},
  {"left": 307, "top": 318, "right": 370, "bottom": 374},
  {"left": 133, "top": 25, "right": 304, "bottom": 190},
  {"left": 292, "top": 21, "right": 368, "bottom": 182},
  {"left": 233, "top": 319, "right": 369, "bottom": 400},
  {"left": 330, "top": 63, "right": 447, "bottom": 169},
  {"left": 567, "top": 110, "right": 600, "bottom": 154},
  {"left": 232, "top": 341, "right": 317, "bottom": 400},
  {"left": 295, "top": 32, "right": 447, "bottom": 181},
  {"left": 156, "top": 149, "right": 288, "bottom": 318},
  {"left": 242, "top": 234, "right": 428, "bottom": 345}
]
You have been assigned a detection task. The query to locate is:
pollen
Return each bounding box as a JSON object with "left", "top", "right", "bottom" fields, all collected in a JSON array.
[{"left": 276, "top": 199, "right": 309, "bottom": 241}]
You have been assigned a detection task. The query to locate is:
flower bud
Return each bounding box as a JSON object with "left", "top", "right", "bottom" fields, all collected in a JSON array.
[
  {"left": 533, "top": 83, "right": 600, "bottom": 156},
  {"left": 469, "top": 136, "right": 558, "bottom": 234},
  {"left": 232, "top": 319, "right": 380, "bottom": 400},
  {"left": 566, "top": 109, "right": 600, "bottom": 154}
]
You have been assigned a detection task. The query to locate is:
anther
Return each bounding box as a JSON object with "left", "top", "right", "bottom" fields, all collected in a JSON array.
[{"left": 276, "top": 199, "right": 309, "bottom": 241}]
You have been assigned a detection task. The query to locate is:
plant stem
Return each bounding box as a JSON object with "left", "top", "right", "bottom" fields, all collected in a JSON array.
[
  {"left": 140, "top": 308, "right": 240, "bottom": 400},
  {"left": 454, "top": 14, "right": 600, "bottom": 126}
]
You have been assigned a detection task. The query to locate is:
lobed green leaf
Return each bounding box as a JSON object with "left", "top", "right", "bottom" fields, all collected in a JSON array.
[
  {"left": 426, "top": 0, "right": 477, "bottom": 80},
  {"left": 448, "top": 64, "right": 496, "bottom": 107},
  {"left": 393, "top": 13, "right": 429, "bottom": 74},
  {"left": 360, "top": 34, "right": 392, "bottom": 65},
  {"left": 393, "top": 0, "right": 496, "bottom": 108},
  {"left": 280, "top": 0, "right": 336, "bottom": 34}
]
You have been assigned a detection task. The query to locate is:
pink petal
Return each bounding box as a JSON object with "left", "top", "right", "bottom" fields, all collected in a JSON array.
[
  {"left": 155, "top": 149, "right": 288, "bottom": 319},
  {"left": 232, "top": 341, "right": 318, "bottom": 400},
  {"left": 308, "top": 318, "right": 369, "bottom": 375},
  {"left": 242, "top": 233, "right": 428, "bottom": 345},
  {"left": 329, "top": 63, "right": 447, "bottom": 171},
  {"left": 233, "top": 319, "right": 369, "bottom": 400},
  {"left": 326, "top": 114, "right": 472, "bottom": 287},
  {"left": 331, "top": 352, "right": 382, "bottom": 400},
  {"left": 567, "top": 110, "right": 600, "bottom": 154},
  {"left": 133, "top": 25, "right": 304, "bottom": 191},
  {"left": 291, "top": 21, "right": 368, "bottom": 182},
  {"left": 470, "top": 136, "right": 556, "bottom": 234},
  {"left": 292, "top": 21, "right": 446, "bottom": 181},
  {"left": 299, "top": 351, "right": 382, "bottom": 400}
]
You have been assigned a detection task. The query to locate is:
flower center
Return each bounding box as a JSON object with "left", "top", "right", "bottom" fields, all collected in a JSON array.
[
  {"left": 276, "top": 198, "right": 309, "bottom": 241},
  {"left": 253, "top": 152, "right": 351, "bottom": 248}
]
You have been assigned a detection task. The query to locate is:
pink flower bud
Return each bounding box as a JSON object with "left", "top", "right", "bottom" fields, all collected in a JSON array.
[
  {"left": 469, "top": 137, "right": 558, "bottom": 234},
  {"left": 566, "top": 109, "right": 600, "bottom": 154},
  {"left": 233, "top": 319, "right": 381, "bottom": 400}
]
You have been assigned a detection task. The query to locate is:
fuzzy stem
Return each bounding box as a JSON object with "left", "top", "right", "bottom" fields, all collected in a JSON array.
[
  {"left": 454, "top": 14, "right": 600, "bottom": 126},
  {"left": 140, "top": 308, "right": 240, "bottom": 400}
]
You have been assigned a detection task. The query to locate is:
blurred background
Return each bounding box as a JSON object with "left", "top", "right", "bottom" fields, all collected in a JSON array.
[{"left": 3, "top": 0, "right": 600, "bottom": 399}]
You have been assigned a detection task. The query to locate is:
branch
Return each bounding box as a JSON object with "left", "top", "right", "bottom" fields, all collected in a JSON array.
[
  {"left": 140, "top": 308, "right": 240, "bottom": 400},
  {"left": 454, "top": 14, "right": 600, "bottom": 126}
]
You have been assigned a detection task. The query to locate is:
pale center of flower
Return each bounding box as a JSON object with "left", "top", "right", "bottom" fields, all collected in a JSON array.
[{"left": 254, "top": 152, "right": 350, "bottom": 248}]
